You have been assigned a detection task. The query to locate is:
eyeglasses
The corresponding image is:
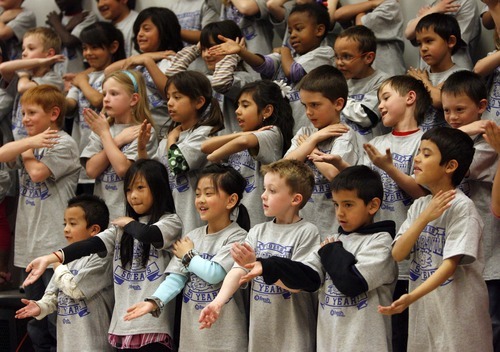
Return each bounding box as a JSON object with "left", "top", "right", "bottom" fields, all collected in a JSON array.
[{"left": 333, "top": 52, "right": 371, "bottom": 63}]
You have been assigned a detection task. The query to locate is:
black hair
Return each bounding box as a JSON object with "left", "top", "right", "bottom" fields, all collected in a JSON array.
[
  {"left": 133, "top": 7, "right": 183, "bottom": 53},
  {"left": 121, "top": 159, "right": 176, "bottom": 268},
  {"left": 331, "top": 165, "right": 383, "bottom": 205},
  {"left": 67, "top": 194, "right": 109, "bottom": 233},
  {"left": 421, "top": 127, "right": 475, "bottom": 187},
  {"left": 237, "top": 80, "right": 294, "bottom": 156},
  {"left": 289, "top": 3, "right": 330, "bottom": 40},
  {"left": 199, "top": 164, "right": 250, "bottom": 231},
  {"left": 415, "top": 13, "right": 463, "bottom": 55},
  {"left": 336, "top": 25, "right": 377, "bottom": 54},
  {"left": 299, "top": 65, "right": 348, "bottom": 106},
  {"left": 378, "top": 75, "right": 432, "bottom": 126},
  {"left": 80, "top": 21, "right": 126, "bottom": 62},
  {"left": 441, "top": 70, "right": 488, "bottom": 105},
  {"left": 0, "top": 40, "right": 8, "bottom": 63},
  {"left": 200, "top": 20, "right": 242, "bottom": 49},
  {"left": 165, "top": 71, "right": 224, "bottom": 136}
]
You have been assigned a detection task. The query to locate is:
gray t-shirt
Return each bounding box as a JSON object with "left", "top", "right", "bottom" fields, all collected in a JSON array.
[
  {"left": 166, "top": 222, "right": 248, "bottom": 352},
  {"left": 397, "top": 190, "right": 493, "bottom": 352},
  {"left": 115, "top": 10, "right": 139, "bottom": 58},
  {"left": 2, "top": 7, "right": 35, "bottom": 60},
  {"left": 482, "top": 50, "right": 500, "bottom": 125}
]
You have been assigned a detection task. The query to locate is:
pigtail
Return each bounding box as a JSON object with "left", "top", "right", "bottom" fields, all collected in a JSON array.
[
  {"left": 200, "top": 96, "right": 224, "bottom": 136},
  {"left": 235, "top": 204, "right": 250, "bottom": 231}
]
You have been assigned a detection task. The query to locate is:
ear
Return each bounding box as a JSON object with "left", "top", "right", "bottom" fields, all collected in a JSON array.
[
  {"left": 368, "top": 197, "right": 381, "bottom": 215},
  {"left": 447, "top": 35, "right": 457, "bottom": 50},
  {"left": 195, "top": 96, "right": 206, "bottom": 110},
  {"left": 364, "top": 51, "right": 375, "bottom": 65},
  {"left": 46, "top": 47, "right": 56, "bottom": 57},
  {"left": 262, "top": 104, "right": 274, "bottom": 120},
  {"left": 226, "top": 193, "right": 239, "bottom": 210},
  {"left": 445, "top": 159, "right": 459, "bottom": 175},
  {"left": 50, "top": 106, "right": 61, "bottom": 122},
  {"left": 109, "top": 40, "right": 119, "bottom": 54},
  {"left": 130, "top": 92, "right": 140, "bottom": 107},
  {"left": 334, "top": 97, "right": 345, "bottom": 112},
  {"left": 315, "top": 24, "right": 326, "bottom": 38},
  {"left": 89, "top": 224, "right": 101, "bottom": 237},
  {"left": 406, "top": 90, "right": 417, "bottom": 106},
  {"left": 478, "top": 98, "right": 488, "bottom": 114},
  {"left": 291, "top": 193, "right": 303, "bottom": 207}
]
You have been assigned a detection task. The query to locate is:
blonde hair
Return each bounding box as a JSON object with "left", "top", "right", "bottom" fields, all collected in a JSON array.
[
  {"left": 102, "top": 70, "right": 155, "bottom": 128},
  {"left": 24, "top": 27, "right": 61, "bottom": 54},
  {"left": 20, "top": 85, "right": 66, "bottom": 128}
]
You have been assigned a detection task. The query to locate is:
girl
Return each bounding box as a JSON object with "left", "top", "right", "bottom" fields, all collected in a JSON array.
[
  {"left": 165, "top": 20, "right": 256, "bottom": 134},
  {"left": 81, "top": 70, "right": 157, "bottom": 220},
  {"left": 138, "top": 71, "right": 224, "bottom": 234},
  {"left": 105, "top": 7, "right": 184, "bottom": 134},
  {"left": 66, "top": 21, "right": 126, "bottom": 194},
  {"left": 124, "top": 164, "right": 250, "bottom": 352},
  {"left": 201, "top": 80, "right": 293, "bottom": 226},
  {"left": 22, "top": 159, "right": 183, "bottom": 351}
]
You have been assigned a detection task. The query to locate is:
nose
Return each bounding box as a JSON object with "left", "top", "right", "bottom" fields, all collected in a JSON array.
[
  {"left": 261, "top": 190, "right": 267, "bottom": 200},
  {"left": 64, "top": 223, "right": 70, "bottom": 234}
]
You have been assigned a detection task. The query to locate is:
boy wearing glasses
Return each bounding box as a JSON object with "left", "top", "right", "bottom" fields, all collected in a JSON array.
[{"left": 334, "top": 25, "right": 390, "bottom": 148}]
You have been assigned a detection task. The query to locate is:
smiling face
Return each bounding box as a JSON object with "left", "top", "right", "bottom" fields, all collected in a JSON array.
[
  {"left": 21, "top": 103, "right": 57, "bottom": 136},
  {"left": 287, "top": 11, "right": 324, "bottom": 55},
  {"left": 442, "top": 92, "right": 486, "bottom": 129},
  {"left": 333, "top": 189, "right": 377, "bottom": 232},
  {"left": 96, "top": 0, "right": 128, "bottom": 22},
  {"left": 300, "top": 89, "right": 341, "bottom": 128},
  {"left": 195, "top": 176, "right": 234, "bottom": 224},
  {"left": 413, "top": 139, "right": 448, "bottom": 189},
  {"left": 82, "top": 43, "right": 114, "bottom": 71},
  {"left": 378, "top": 84, "right": 409, "bottom": 128},
  {"left": 415, "top": 27, "right": 454, "bottom": 72},
  {"left": 136, "top": 17, "right": 160, "bottom": 53},
  {"left": 126, "top": 174, "right": 153, "bottom": 216},
  {"left": 63, "top": 206, "right": 94, "bottom": 244}
]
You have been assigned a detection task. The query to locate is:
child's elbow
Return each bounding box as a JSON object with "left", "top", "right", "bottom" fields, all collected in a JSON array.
[
  {"left": 392, "top": 251, "right": 406, "bottom": 263},
  {"left": 236, "top": 3, "right": 259, "bottom": 16},
  {"left": 114, "top": 163, "right": 132, "bottom": 178},
  {"left": 85, "top": 166, "right": 100, "bottom": 179},
  {"left": 28, "top": 169, "right": 50, "bottom": 183}
]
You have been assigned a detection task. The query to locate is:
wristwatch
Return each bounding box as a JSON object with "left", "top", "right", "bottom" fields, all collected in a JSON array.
[{"left": 144, "top": 296, "right": 164, "bottom": 318}]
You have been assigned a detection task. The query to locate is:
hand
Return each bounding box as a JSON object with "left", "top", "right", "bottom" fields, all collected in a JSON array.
[
  {"left": 138, "top": 120, "right": 152, "bottom": 153},
  {"left": 124, "top": 301, "right": 156, "bottom": 321},
  {"left": 26, "top": 128, "right": 59, "bottom": 149},
  {"left": 167, "top": 125, "right": 183, "bottom": 146},
  {"left": 378, "top": 293, "right": 413, "bottom": 315},
  {"left": 421, "top": 189, "right": 456, "bottom": 223},
  {"left": 369, "top": 0, "right": 385, "bottom": 8},
  {"left": 172, "top": 237, "right": 194, "bottom": 259},
  {"left": 46, "top": 11, "right": 62, "bottom": 27},
  {"left": 0, "top": 8, "right": 22, "bottom": 23},
  {"left": 208, "top": 36, "right": 245, "bottom": 56},
  {"left": 63, "top": 73, "right": 77, "bottom": 93},
  {"left": 115, "top": 125, "right": 141, "bottom": 148},
  {"left": 66, "top": 11, "right": 89, "bottom": 32},
  {"left": 199, "top": 301, "right": 223, "bottom": 329},
  {"left": 256, "top": 125, "right": 274, "bottom": 133},
  {"left": 23, "top": 254, "right": 56, "bottom": 287},
  {"left": 84, "top": 108, "right": 110, "bottom": 137},
  {"left": 296, "top": 134, "right": 309, "bottom": 147},
  {"left": 407, "top": 67, "right": 429, "bottom": 84},
  {"left": 17, "top": 71, "right": 31, "bottom": 80},
  {"left": 15, "top": 299, "right": 41, "bottom": 319},
  {"left": 484, "top": 120, "right": 500, "bottom": 153},
  {"left": 363, "top": 144, "right": 393, "bottom": 170},
  {"left": 111, "top": 216, "right": 134, "bottom": 228},
  {"left": 71, "top": 71, "right": 89, "bottom": 89},
  {"left": 458, "top": 119, "right": 489, "bottom": 136},
  {"left": 231, "top": 242, "right": 256, "bottom": 266},
  {"left": 307, "top": 149, "right": 343, "bottom": 168},
  {"left": 432, "top": 0, "right": 460, "bottom": 14},
  {"left": 320, "top": 236, "right": 338, "bottom": 248},
  {"left": 313, "top": 124, "right": 349, "bottom": 143},
  {"left": 238, "top": 261, "right": 262, "bottom": 285},
  {"left": 39, "top": 55, "right": 66, "bottom": 66}
]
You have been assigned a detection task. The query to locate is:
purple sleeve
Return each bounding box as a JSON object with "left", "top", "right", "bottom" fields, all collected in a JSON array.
[
  {"left": 289, "top": 61, "right": 306, "bottom": 83},
  {"left": 252, "top": 55, "right": 277, "bottom": 78}
]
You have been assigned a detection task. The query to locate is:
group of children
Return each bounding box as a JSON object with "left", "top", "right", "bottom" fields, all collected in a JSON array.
[{"left": 0, "top": 0, "right": 500, "bottom": 351}]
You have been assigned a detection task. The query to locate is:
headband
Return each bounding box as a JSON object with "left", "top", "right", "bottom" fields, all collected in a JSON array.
[{"left": 122, "top": 70, "right": 138, "bottom": 93}]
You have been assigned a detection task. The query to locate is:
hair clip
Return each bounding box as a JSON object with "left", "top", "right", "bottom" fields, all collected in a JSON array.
[{"left": 273, "top": 80, "right": 292, "bottom": 98}]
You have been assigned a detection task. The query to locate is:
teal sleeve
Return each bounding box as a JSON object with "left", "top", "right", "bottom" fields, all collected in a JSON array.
[
  {"left": 153, "top": 273, "right": 188, "bottom": 304},
  {"left": 188, "top": 255, "right": 227, "bottom": 284}
]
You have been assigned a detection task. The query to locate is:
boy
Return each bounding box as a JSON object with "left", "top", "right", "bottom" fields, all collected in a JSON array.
[
  {"left": 234, "top": 165, "right": 398, "bottom": 351},
  {"left": 407, "top": 13, "right": 466, "bottom": 132},
  {"left": 378, "top": 127, "right": 493, "bottom": 352},
  {"left": 0, "top": 85, "right": 80, "bottom": 350},
  {"left": 95, "top": 0, "right": 138, "bottom": 57},
  {"left": 15, "top": 194, "right": 114, "bottom": 352},
  {"left": 199, "top": 159, "right": 320, "bottom": 352},
  {"left": 0, "top": 27, "right": 64, "bottom": 141},
  {"left": 285, "top": 65, "right": 359, "bottom": 240},
  {"left": 440, "top": 70, "right": 500, "bottom": 351},
  {"left": 0, "top": 0, "right": 35, "bottom": 60},
  {"left": 209, "top": 3, "right": 334, "bottom": 133},
  {"left": 335, "top": 25, "right": 390, "bottom": 148}
]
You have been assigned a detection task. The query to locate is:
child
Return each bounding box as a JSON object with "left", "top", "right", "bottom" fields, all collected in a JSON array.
[
  {"left": 164, "top": 20, "right": 255, "bottom": 135},
  {"left": 236, "top": 165, "right": 398, "bottom": 351},
  {"left": 332, "top": 0, "right": 406, "bottom": 76},
  {"left": 484, "top": 120, "right": 500, "bottom": 217},
  {"left": 378, "top": 127, "right": 493, "bottom": 352},
  {"left": 199, "top": 159, "right": 320, "bottom": 352},
  {"left": 201, "top": 80, "right": 294, "bottom": 226},
  {"left": 407, "top": 13, "right": 467, "bottom": 132},
  {"left": 105, "top": 7, "right": 184, "bottom": 133},
  {"left": 66, "top": 22, "right": 125, "bottom": 195},
  {"left": 209, "top": 3, "right": 334, "bottom": 133},
  {"left": 81, "top": 70, "right": 157, "bottom": 220},
  {"left": 0, "top": 84, "right": 80, "bottom": 350},
  {"left": 15, "top": 194, "right": 114, "bottom": 352},
  {"left": 0, "top": 27, "right": 64, "bottom": 141},
  {"left": 95, "top": 0, "right": 138, "bottom": 57},
  {"left": 285, "top": 65, "right": 359, "bottom": 240},
  {"left": 22, "top": 159, "right": 183, "bottom": 351},
  {"left": 124, "top": 164, "right": 250, "bottom": 352},
  {"left": 138, "top": 70, "right": 224, "bottom": 234},
  {"left": 334, "top": 25, "right": 390, "bottom": 147},
  {"left": 440, "top": 70, "right": 500, "bottom": 351},
  {"left": 0, "top": 0, "right": 35, "bottom": 60}
]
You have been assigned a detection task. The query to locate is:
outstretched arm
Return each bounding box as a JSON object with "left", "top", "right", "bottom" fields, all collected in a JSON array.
[
  {"left": 333, "top": 0, "right": 384, "bottom": 22},
  {"left": 404, "top": 0, "right": 461, "bottom": 40},
  {"left": 0, "top": 128, "right": 59, "bottom": 163},
  {"left": 209, "top": 35, "right": 265, "bottom": 68},
  {"left": 206, "top": 132, "right": 260, "bottom": 163}
]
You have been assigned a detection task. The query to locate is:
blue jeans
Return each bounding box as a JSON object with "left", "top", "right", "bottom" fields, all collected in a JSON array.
[{"left": 21, "top": 268, "right": 57, "bottom": 352}]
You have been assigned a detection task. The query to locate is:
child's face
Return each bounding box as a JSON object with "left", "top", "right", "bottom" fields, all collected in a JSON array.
[
  {"left": 166, "top": 83, "right": 201, "bottom": 128},
  {"left": 21, "top": 103, "right": 56, "bottom": 136},
  {"left": 442, "top": 92, "right": 486, "bottom": 129},
  {"left": 0, "top": 0, "right": 22, "bottom": 10},
  {"left": 126, "top": 174, "right": 153, "bottom": 216},
  {"left": 82, "top": 43, "right": 114, "bottom": 71},
  {"left": 201, "top": 37, "right": 225, "bottom": 72},
  {"left": 415, "top": 27, "right": 454, "bottom": 71},
  {"left": 63, "top": 206, "right": 93, "bottom": 244},
  {"left": 414, "top": 139, "right": 448, "bottom": 188},
  {"left": 22, "top": 35, "right": 48, "bottom": 60},
  {"left": 261, "top": 172, "right": 297, "bottom": 221},
  {"left": 300, "top": 89, "right": 342, "bottom": 128},
  {"left": 378, "top": 84, "right": 409, "bottom": 128},
  {"left": 136, "top": 17, "right": 160, "bottom": 53},
  {"left": 96, "top": 0, "right": 127, "bottom": 21},
  {"left": 333, "top": 37, "right": 373, "bottom": 80},
  {"left": 235, "top": 92, "right": 263, "bottom": 132},
  {"left": 287, "top": 12, "right": 324, "bottom": 55},
  {"left": 195, "top": 177, "right": 234, "bottom": 223},
  {"left": 333, "top": 190, "right": 377, "bottom": 232},
  {"left": 102, "top": 77, "right": 138, "bottom": 121}
]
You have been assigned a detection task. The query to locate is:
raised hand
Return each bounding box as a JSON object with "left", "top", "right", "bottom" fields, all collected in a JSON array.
[
  {"left": 83, "top": 108, "right": 110, "bottom": 137},
  {"left": 484, "top": 120, "right": 500, "bottom": 153},
  {"left": 15, "top": 299, "right": 41, "bottom": 319},
  {"left": 27, "top": 127, "right": 59, "bottom": 149},
  {"left": 231, "top": 242, "right": 256, "bottom": 267},
  {"left": 238, "top": 261, "right": 262, "bottom": 285},
  {"left": 114, "top": 125, "right": 141, "bottom": 148},
  {"left": 364, "top": 144, "right": 393, "bottom": 170},
  {"left": 137, "top": 120, "right": 152, "bottom": 154},
  {"left": 208, "top": 35, "right": 244, "bottom": 56},
  {"left": 421, "top": 189, "right": 456, "bottom": 223},
  {"left": 124, "top": 301, "right": 156, "bottom": 321}
]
